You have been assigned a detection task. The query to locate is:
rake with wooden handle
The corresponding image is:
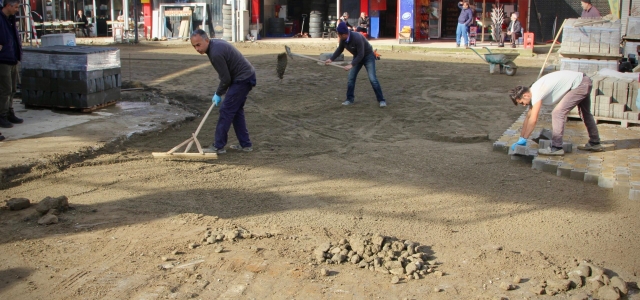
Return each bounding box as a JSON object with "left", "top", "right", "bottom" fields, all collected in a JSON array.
[{"left": 152, "top": 103, "right": 218, "bottom": 160}]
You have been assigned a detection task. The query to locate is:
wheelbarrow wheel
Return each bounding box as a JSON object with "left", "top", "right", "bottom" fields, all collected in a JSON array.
[{"left": 504, "top": 62, "right": 517, "bottom": 76}]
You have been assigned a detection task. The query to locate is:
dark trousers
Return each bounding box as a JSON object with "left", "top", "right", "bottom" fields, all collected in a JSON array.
[
  {"left": 214, "top": 74, "right": 256, "bottom": 149},
  {"left": 347, "top": 52, "right": 385, "bottom": 103},
  {"left": 500, "top": 31, "right": 521, "bottom": 45},
  {"left": 551, "top": 75, "right": 600, "bottom": 148},
  {"left": 0, "top": 64, "right": 17, "bottom": 114}
]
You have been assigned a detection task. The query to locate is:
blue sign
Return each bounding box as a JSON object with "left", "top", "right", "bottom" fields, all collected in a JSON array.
[{"left": 399, "top": 0, "right": 414, "bottom": 30}]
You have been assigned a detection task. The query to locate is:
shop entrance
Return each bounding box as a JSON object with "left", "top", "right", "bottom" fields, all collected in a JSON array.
[
  {"left": 441, "top": 0, "right": 461, "bottom": 38},
  {"left": 377, "top": 0, "right": 397, "bottom": 38}
]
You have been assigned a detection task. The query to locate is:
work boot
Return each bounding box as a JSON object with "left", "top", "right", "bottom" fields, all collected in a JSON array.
[
  {"left": 7, "top": 108, "right": 23, "bottom": 124},
  {"left": 0, "top": 114, "right": 13, "bottom": 128}
]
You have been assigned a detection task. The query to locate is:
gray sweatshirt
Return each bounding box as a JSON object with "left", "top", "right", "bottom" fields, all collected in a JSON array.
[{"left": 206, "top": 39, "right": 255, "bottom": 96}]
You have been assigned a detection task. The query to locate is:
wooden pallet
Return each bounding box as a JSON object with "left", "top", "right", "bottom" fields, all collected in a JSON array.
[
  {"left": 25, "top": 100, "right": 118, "bottom": 113},
  {"left": 568, "top": 114, "right": 640, "bottom": 128}
]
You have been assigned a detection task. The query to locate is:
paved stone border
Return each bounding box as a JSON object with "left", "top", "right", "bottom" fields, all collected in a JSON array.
[{"left": 494, "top": 110, "right": 640, "bottom": 200}]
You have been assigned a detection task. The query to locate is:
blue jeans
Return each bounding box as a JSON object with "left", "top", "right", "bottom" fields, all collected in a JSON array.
[
  {"left": 214, "top": 74, "right": 256, "bottom": 149},
  {"left": 346, "top": 52, "right": 385, "bottom": 103},
  {"left": 456, "top": 23, "right": 469, "bottom": 46}
]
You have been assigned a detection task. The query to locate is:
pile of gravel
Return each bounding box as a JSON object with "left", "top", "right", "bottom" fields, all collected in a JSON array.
[{"left": 313, "top": 234, "right": 442, "bottom": 282}]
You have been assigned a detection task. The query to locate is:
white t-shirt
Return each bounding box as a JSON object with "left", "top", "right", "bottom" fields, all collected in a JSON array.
[{"left": 530, "top": 70, "right": 584, "bottom": 106}]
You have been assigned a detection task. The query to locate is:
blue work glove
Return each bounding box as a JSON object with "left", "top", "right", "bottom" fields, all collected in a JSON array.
[
  {"left": 511, "top": 137, "right": 527, "bottom": 151},
  {"left": 212, "top": 94, "right": 222, "bottom": 106}
]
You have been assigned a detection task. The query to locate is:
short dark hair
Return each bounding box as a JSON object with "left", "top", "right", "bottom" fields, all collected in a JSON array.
[
  {"left": 509, "top": 86, "right": 530, "bottom": 106},
  {"left": 190, "top": 29, "right": 208, "bottom": 40},
  {"left": 3, "top": 0, "right": 20, "bottom": 7}
]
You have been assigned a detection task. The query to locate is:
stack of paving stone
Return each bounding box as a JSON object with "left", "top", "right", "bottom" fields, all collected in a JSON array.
[
  {"left": 558, "top": 18, "right": 621, "bottom": 74},
  {"left": 622, "top": 16, "right": 640, "bottom": 58},
  {"left": 20, "top": 46, "right": 121, "bottom": 111},
  {"left": 493, "top": 110, "right": 640, "bottom": 200},
  {"left": 568, "top": 75, "right": 640, "bottom": 122}
]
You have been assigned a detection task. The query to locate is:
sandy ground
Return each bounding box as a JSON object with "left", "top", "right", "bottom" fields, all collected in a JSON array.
[{"left": 1, "top": 43, "right": 639, "bottom": 300}]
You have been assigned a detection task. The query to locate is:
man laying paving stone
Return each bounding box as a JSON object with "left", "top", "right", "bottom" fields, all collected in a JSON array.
[{"left": 508, "top": 70, "right": 603, "bottom": 156}]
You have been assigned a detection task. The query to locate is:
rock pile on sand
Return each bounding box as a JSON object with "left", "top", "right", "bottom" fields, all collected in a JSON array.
[
  {"left": 313, "top": 234, "right": 441, "bottom": 282},
  {"left": 35, "top": 196, "right": 69, "bottom": 225}
]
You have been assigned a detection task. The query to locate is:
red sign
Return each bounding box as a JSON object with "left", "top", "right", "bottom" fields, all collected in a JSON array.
[{"left": 371, "top": 0, "right": 387, "bottom": 11}]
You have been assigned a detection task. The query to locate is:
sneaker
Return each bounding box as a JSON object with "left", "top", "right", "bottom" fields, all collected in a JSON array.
[
  {"left": 230, "top": 144, "right": 253, "bottom": 152},
  {"left": 465, "top": 45, "right": 469, "bottom": 49},
  {"left": 7, "top": 109, "right": 23, "bottom": 124},
  {"left": 342, "top": 100, "right": 354, "bottom": 106},
  {"left": 203, "top": 146, "right": 226, "bottom": 154},
  {"left": 456, "top": 44, "right": 460, "bottom": 48},
  {"left": 498, "top": 43, "right": 504, "bottom": 47},
  {"left": 538, "top": 147, "right": 565, "bottom": 156},
  {"left": 511, "top": 44, "right": 516, "bottom": 48},
  {"left": 577, "top": 142, "right": 604, "bottom": 152},
  {"left": 379, "top": 101, "right": 387, "bottom": 108},
  {"left": 0, "top": 116, "right": 13, "bottom": 128}
]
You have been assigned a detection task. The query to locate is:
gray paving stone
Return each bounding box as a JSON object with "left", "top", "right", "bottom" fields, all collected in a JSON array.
[
  {"left": 584, "top": 173, "right": 599, "bottom": 184},
  {"left": 557, "top": 164, "right": 573, "bottom": 177},
  {"left": 539, "top": 139, "right": 551, "bottom": 149},
  {"left": 570, "top": 168, "right": 587, "bottom": 181},
  {"left": 629, "top": 189, "right": 640, "bottom": 200},
  {"left": 598, "top": 175, "right": 615, "bottom": 188},
  {"left": 562, "top": 142, "right": 573, "bottom": 153},
  {"left": 543, "top": 161, "right": 560, "bottom": 174},
  {"left": 532, "top": 158, "right": 546, "bottom": 171}
]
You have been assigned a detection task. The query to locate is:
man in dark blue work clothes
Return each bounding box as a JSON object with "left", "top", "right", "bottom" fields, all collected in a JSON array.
[
  {"left": 190, "top": 29, "right": 256, "bottom": 154},
  {"left": 0, "top": 0, "right": 24, "bottom": 135},
  {"left": 456, "top": 1, "right": 474, "bottom": 48},
  {"left": 324, "top": 22, "right": 387, "bottom": 108}
]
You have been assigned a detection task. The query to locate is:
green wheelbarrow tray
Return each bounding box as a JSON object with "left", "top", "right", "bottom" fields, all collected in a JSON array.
[{"left": 469, "top": 47, "right": 519, "bottom": 76}]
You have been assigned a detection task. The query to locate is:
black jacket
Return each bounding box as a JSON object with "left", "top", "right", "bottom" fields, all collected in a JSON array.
[
  {"left": 0, "top": 10, "right": 21, "bottom": 65},
  {"left": 330, "top": 31, "right": 374, "bottom": 66},
  {"left": 76, "top": 14, "right": 88, "bottom": 27}
]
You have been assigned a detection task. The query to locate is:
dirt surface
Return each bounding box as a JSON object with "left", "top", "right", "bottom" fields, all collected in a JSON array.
[{"left": 1, "top": 43, "right": 639, "bottom": 299}]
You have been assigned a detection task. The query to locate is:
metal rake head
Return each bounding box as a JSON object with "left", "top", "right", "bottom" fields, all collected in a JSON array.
[{"left": 284, "top": 45, "right": 294, "bottom": 59}]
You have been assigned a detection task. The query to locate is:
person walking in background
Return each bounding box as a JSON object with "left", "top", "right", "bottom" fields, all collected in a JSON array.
[
  {"left": 499, "top": 12, "right": 522, "bottom": 48},
  {"left": 456, "top": 1, "right": 473, "bottom": 48},
  {"left": 581, "top": 0, "right": 601, "bottom": 18},
  {"left": 190, "top": 29, "right": 256, "bottom": 154},
  {"left": 508, "top": 70, "right": 602, "bottom": 156},
  {"left": 325, "top": 22, "right": 386, "bottom": 108},
  {"left": 0, "top": 0, "right": 24, "bottom": 129},
  {"left": 76, "top": 10, "right": 89, "bottom": 37}
]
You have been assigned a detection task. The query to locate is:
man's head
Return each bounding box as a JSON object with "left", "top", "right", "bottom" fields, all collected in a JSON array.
[
  {"left": 2, "top": 0, "right": 20, "bottom": 16},
  {"left": 581, "top": 0, "right": 592, "bottom": 10},
  {"left": 337, "top": 22, "right": 349, "bottom": 41},
  {"left": 462, "top": 1, "right": 469, "bottom": 9},
  {"left": 360, "top": 12, "right": 365, "bottom": 18},
  {"left": 190, "top": 29, "right": 210, "bottom": 55},
  {"left": 511, "top": 12, "right": 519, "bottom": 20},
  {"left": 509, "top": 86, "right": 532, "bottom": 106},
  {"left": 78, "top": 10, "right": 83, "bottom": 15},
  {"left": 342, "top": 12, "right": 349, "bottom": 18}
]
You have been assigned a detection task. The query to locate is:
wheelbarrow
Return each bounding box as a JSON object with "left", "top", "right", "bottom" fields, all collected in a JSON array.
[{"left": 469, "top": 47, "right": 519, "bottom": 76}]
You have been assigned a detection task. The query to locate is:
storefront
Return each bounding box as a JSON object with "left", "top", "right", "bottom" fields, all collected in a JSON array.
[{"left": 397, "top": 0, "right": 528, "bottom": 41}]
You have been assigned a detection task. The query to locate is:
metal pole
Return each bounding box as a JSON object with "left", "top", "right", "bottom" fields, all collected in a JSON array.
[
  {"left": 134, "top": 0, "right": 138, "bottom": 43},
  {"left": 110, "top": 0, "right": 114, "bottom": 21},
  {"left": 481, "top": 0, "right": 485, "bottom": 42},
  {"left": 92, "top": 0, "right": 97, "bottom": 35},
  {"left": 231, "top": 0, "right": 236, "bottom": 42}
]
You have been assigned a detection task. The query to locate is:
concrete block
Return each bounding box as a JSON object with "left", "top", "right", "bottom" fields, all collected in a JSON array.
[
  {"left": 539, "top": 139, "right": 552, "bottom": 149},
  {"left": 570, "top": 168, "right": 587, "bottom": 180},
  {"left": 584, "top": 172, "right": 599, "bottom": 184},
  {"left": 493, "top": 141, "right": 508, "bottom": 152},
  {"left": 610, "top": 103, "right": 626, "bottom": 113},
  {"left": 625, "top": 112, "right": 640, "bottom": 120},
  {"left": 629, "top": 189, "right": 640, "bottom": 200},
  {"left": 542, "top": 161, "right": 560, "bottom": 174},
  {"left": 557, "top": 165, "right": 573, "bottom": 177},
  {"left": 515, "top": 145, "right": 527, "bottom": 155},
  {"left": 598, "top": 175, "right": 615, "bottom": 188},
  {"left": 614, "top": 181, "right": 631, "bottom": 196},
  {"left": 532, "top": 158, "right": 546, "bottom": 171},
  {"left": 613, "top": 111, "right": 625, "bottom": 119},
  {"left": 562, "top": 142, "right": 573, "bottom": 153},
  {"left": 597, "top": 96, "right": 612, "bottom": 109}
]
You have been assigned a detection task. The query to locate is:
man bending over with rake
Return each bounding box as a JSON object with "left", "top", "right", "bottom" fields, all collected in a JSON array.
[
  {"left": 190, "top": 29, "right": 256, "bottom": 154},
  {"left": 325, "top": 22, "right": 386, "bottom": 108}
]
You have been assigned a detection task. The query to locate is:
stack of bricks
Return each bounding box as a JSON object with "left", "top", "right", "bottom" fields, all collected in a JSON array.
[
  {"left": 20, "top": 46, "right": 121, "bottom": 110},
  {"left": 569, "top": 75, "right": 640, "bottom": 122},
  {"left": 494, "top": 109, "right": 640, "bottom": 200},
  {"left": 558, "top": 18, "right": 621, "bottom": 75}
]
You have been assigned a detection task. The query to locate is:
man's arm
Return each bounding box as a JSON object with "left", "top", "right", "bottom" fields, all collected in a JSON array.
[
  {"left": 329, "top": 41, "right": 346, "bottom": 62},
  {"left": 465, "top": 10, "right": 473, "bottom": 26},
  {"left": 350, "top": 36, "right": 366, "bottom": 66},
  {"left": 520, "top": 100, "right": 542, "bottom": 138}
]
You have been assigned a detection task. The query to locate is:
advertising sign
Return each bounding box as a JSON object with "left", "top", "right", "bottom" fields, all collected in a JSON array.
[{"left": 399, "top": 0, "right": 414, "bottom": 32}]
